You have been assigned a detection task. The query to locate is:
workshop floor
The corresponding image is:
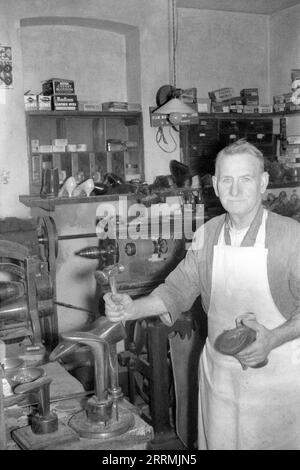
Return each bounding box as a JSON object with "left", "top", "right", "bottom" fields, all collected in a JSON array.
[{"left": 148, "top": 435, "right": 188, "bottom": 450}]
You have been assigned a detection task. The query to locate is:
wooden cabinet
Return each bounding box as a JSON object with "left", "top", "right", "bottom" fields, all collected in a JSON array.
[
  {"left": 26, "top": 111, "right": 144, "bottom": 195},
  {"left": 180, "top": 114, "right": 276, "bottom": 177}
]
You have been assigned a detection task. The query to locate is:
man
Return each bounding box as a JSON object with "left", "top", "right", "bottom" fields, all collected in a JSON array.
[{"left": 104, "top": 139, "right": 300, "bottom": 450}]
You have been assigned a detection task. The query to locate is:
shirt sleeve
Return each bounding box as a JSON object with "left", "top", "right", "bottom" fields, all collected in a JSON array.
[
  {"left": 153, "top": 225, "right": 205, "bottom": 325},
  {"left": 289, "top": 221, "right": 300, "bottom": 316}
]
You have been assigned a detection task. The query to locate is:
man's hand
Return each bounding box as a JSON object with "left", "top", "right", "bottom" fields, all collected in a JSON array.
[
  {"left": 236, "top": 318, "right": 274, "bottom": 368},
  {"left": 104, "top": 292, "right": 136, "bottom": 322}
]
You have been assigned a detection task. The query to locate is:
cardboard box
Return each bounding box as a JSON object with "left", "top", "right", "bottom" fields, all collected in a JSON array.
[
  {"left": 127, "top": 103, "right": 142, "bottom": 112},
  {"left": 241, "top": 97, "right": 259, "bottom": 106},
  {"left": 102, "top": 101, "right": 128, "bottom": 111},
  {"left": 76, "top": 144, "right": 87, "bottom": 152},
  {"left": 291, "top": 69, "right": 300, "bottom": 82},
  {"left": 52, "top": 145, "right": 66, "bottom": 152},
  {"left": 42, "top": 78, "right": 75, "bottom": 95},
  {"left": 211, "top": 103, "right": 230, "bottom": 113},
  {"left": 196, "top": 99, "right": 211, "bottom": 113},
  {"left": 54, "top": 107, "right": 77, "bottom": 111},
  {"left": 273, "top": 103, "right": 286, "bottom": 113},
  {"left": 181, "top": 88, "right": 197, "bottom": 103},
  {"left": 284, "top": 92, "right": 293, "bottom": 103},
  {"left": 240, "top": 88, "right": 259, "bottom": 97},
  {"left": 287, "top": 136, "right": 300, "bottom": 144},
  {"left": 286, "top": 144, "right": 300, "bottom": 154},
  {"left": 24, "top": 94, "right": 38, "bottom": 110},
  {"left": 31, "top": 139, "right": 39, "bottom": 152},
  {"left": 273, "top": 94, "right": 285, "bottom": 104},
  {"left": 258, "top": 105, "right": 273, "bottom": 113},
  {"left": 208, "top": 88, "right": 234, "bottom": 102},
  {"left": 39, "top": 145, "right": 53, "bottom": 153},
  {"left": 226, "top": 97, "right": 243, "bottom": 105},
  {"left": 243, "top": 105, "right": 259, "bottom": 113},
  {"left": 78, "top": 101, "right": 102, "bottom": 112},
  {"left": 52, "top": 95, "right": 77, "bottom": 111},
  {"left": 51, "top": 139, "right": 68, "bottom": 146},
  {"left": 66, "top": 144, "right": 77, "bottom": 152},
  {"left": 38, "top": 95, "right": 52, "bottom": 110}
]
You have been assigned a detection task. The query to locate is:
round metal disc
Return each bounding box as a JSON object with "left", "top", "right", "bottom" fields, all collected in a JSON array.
[
  {"left": 68, "top": 406, "right": 134, "bottom": 439},
  {"left": 214, "top": 325, "right": 256, "bottom": 356}
]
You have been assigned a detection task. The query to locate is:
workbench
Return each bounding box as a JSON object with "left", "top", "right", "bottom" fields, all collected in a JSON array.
[{"left": 4, "top": 362, "right": 153, "bottom": 450}]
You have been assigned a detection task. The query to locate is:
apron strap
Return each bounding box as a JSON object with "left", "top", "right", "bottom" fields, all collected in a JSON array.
[{"left": 224, "top": 205, "right": 265, "bottom": 247}]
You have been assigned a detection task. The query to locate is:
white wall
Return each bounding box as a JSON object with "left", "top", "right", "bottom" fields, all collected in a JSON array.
[
  {"left": 0, "top": 0, "right": 171, "bottom": 218},
  {"left": 177, "top": 8, "right": 270, "bottom": 103},
  {"left": 270, "top": 4, "right": 300, "bottom": 97},
  {"left": 21, "top": 26, "right": 127, "bottom": 103},
  {"left": 0, "top": 1, "right": 288, "bottom": 220}
]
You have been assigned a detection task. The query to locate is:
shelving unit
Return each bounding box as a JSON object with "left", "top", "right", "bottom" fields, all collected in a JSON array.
[
  {"left": 26, "top": 111, "right": 144, "bottom": 195},
  {"left": 179, "top": 113, "right": 278, "bottom": 177}
]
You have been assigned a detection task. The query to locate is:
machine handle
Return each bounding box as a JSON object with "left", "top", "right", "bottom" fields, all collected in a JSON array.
[
  {"left": 14, "top": 376, "right": 52, "bottom": 395},
  {"left": 14, "top": 376, "right": 52, "bottom": 419},
  {"left": 61, "top": 330, "right": 104, "bottom": 344}
]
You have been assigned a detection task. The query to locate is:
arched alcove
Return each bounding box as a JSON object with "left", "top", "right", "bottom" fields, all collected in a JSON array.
[{"left": 20, "top": 16, "right": 141, "bottom": 103}]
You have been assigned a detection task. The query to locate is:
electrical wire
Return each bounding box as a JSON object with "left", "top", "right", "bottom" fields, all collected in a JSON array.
[
  {"left": 172, "top": 0, "right": 178, "bottom": 88},
  {"left": 156, "top": 126, "right": 178, "bottom": 153}
]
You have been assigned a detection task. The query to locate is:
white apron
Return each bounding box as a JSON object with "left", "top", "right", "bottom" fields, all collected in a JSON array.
[{"left": 198, "top": 210, "right": 300, "bottom": 450}]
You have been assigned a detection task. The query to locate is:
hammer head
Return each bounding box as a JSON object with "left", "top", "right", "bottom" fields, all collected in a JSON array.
[{"left": 95, "top": 263, "right": 124, "bottom": 294}]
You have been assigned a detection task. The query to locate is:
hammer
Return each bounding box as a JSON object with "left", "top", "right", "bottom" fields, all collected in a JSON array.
[{"left": 95, "top": 263, "right": 124, "bottom": 297}]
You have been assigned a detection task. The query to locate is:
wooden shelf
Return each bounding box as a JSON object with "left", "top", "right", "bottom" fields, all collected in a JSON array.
[
  {"left": 195, "top": 111, "right": 300, "bottom": 119},
  {"left": 19, "top": 193, "right": 138, "bottom": 211},
  {"left": 267, "top": 181, "right": 300, "bottom": 189},
  {"left": 26, "top": 110, "right": 142, "bottom": 118}
]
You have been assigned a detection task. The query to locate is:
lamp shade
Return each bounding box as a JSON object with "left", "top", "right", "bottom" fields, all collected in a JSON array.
[{"left": 153, "top": 97, "right": 195, "bottom": 114}]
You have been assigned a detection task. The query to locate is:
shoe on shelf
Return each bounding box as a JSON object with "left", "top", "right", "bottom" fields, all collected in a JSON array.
[
  {"left": 58, "top": 176, "right": 77, "bottom": 198},
  {"left": 72, "top": 178, "right": 95, "bottom": 197}
]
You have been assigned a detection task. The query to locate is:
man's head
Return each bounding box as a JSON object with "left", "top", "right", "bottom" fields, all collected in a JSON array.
[{"left": 212, "top": 139, "right": 269, "bottom": 221}]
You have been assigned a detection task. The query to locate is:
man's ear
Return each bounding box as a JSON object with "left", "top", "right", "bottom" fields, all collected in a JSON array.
[
  {"left": 212, "top": 175, "right": 219, "bottom": 197},
  {"left": 260, "top": 171, "right": 269, "bottom": 194}
]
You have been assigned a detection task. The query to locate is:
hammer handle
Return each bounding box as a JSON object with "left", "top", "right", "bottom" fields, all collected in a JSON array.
[{"left": 109, "top": 276, "right": 117, "bottom": 296}]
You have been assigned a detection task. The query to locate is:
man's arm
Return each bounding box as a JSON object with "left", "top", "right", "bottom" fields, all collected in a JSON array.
[
  {"left": 104, "top": 292, "right": 169, "bottom": 323},
  {"left": 236, "top": 313, "right": 300, "bottom": 368}
]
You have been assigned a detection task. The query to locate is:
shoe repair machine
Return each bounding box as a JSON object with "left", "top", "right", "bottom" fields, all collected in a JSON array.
[{"left": 0, "top": 188, "right": 203, "bottom": 449}]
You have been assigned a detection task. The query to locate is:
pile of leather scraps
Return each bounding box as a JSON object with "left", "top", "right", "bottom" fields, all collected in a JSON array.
[
  {"left": 263, "top": 190, "right": 300, "bottom": 221},
  {"left": 135, "top": 160, "right": 193, "bottom": 207},
  {"left": 94, "top": 161, "right": 196, "bottom": 207}
]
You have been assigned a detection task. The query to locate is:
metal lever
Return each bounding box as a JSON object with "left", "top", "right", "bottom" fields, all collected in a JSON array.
[
  {"left": 61, "top": 331, "right": 108, "bottom": 403},
  {"left": 14, "top": 376, "right": 58, "bottom": 434}
]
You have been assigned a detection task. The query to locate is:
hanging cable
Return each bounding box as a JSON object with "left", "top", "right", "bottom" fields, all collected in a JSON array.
[
  {"left": 156, "top": 126, "right": 178, "bottom": 153},
  {"left": 172, "top": 0, "right": 177, "bottom": 88}
]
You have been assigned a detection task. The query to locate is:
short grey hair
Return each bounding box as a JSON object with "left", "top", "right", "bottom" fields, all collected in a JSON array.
[{"left": 215, "top": 139, "right": 264, "bottom": 176}]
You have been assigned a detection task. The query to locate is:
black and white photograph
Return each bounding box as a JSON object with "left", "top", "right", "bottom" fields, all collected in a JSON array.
[{"left": 0, "top": 0, "right": 300, "bottom": 456}]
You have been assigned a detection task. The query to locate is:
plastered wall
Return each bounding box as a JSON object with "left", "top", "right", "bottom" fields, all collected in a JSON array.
[
  {"left": 0, "top": 0, "right": 170, "bottom": 218},
  {"left": 177, "top": 8, "right": 270, "bottom": 103},
  {"left": 0, "top": 1, "right": 296, "bottom": 220},
  {"left": 270, "top": 4, "right": 300, "bottom": 97}
]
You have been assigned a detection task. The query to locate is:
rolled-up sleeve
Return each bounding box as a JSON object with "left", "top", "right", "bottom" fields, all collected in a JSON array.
[
  {"left": 289, "top": 223, "right": 300, "bottom": 316},
  {"left": 152, "top": 226, "right": 205, "bottom": 324}
]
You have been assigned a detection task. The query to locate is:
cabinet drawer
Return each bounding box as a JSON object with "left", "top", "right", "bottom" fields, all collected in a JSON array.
[
  {"left": 188, "top": 122, "right": 218, "bottom": 143},
  {"left": 219, "top": 133, "right": 244, "bottom": 146},
  {"left": 246, "top": 133, "right": 274, "bottom": 145},
  {"left": 244, "top": 119, "right": 273, "bottom": 134},
  {"left": 190, "top": 155, "right": 216, "bottom": 176},
  {"left": 219, "top": 120, "right": 246, "bottom": 134},
  {"left": 189, "top": 143, "right": 220, "bottom": 158}
]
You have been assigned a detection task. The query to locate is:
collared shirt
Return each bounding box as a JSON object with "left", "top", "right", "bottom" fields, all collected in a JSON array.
[{"left": 153, "top": 207, "right": 300, "bottom": 325}]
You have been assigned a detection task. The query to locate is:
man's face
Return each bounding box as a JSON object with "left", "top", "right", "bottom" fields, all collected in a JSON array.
[{"left": 212, "top": 152, "right": 269, "bottom": 217}]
